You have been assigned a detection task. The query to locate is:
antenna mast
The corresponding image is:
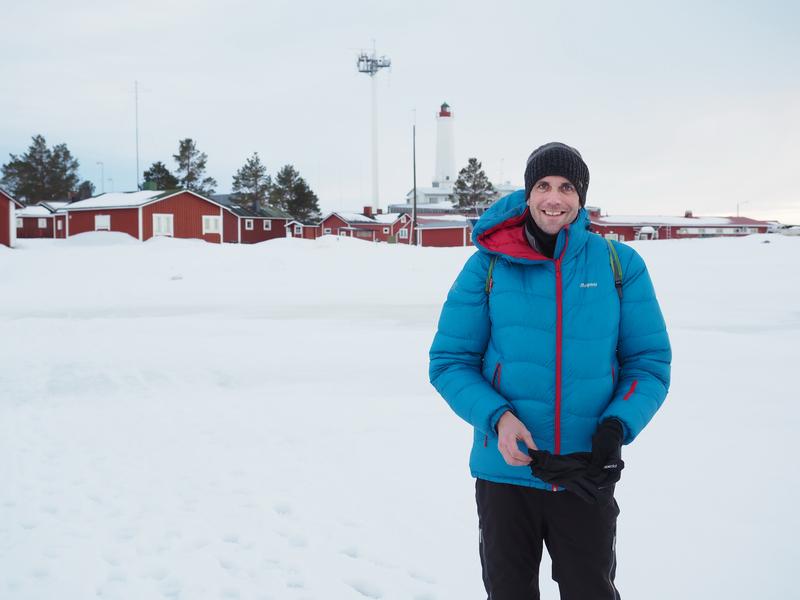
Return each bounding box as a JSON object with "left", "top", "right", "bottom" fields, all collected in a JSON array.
[{"left": 356, "top": 43, "right": 391, "bottom": 212}]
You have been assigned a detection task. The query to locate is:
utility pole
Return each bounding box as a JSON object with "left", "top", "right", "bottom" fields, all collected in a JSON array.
[
  {"left": 97, "top": 161, "right": 105, "bottom": 193},
  {"left": 356, "top": 43, "right": 391, "bottom": 213},
  {"left": 134, "top": 80, "right": 140, "bottom": 190},
  {"left": 412, "top": 110, "right": 418, "bottom": 246}
]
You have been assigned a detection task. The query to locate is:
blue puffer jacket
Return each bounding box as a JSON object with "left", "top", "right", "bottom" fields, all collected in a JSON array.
[{"left": 429, "top": 190, "right": 671, "bottom": 489}]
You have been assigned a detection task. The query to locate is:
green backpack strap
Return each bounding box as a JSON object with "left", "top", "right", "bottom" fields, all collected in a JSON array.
[
  {"left": 605, "top": 239, "right": 623, "bottom": 299},
  {"left": 485, "top": 255, "right": 498, "bottom": 294}
]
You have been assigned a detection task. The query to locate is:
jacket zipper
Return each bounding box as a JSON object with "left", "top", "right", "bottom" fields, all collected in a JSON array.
[{"left": 552, "top": 227, "right": 569, "bottom": 491}]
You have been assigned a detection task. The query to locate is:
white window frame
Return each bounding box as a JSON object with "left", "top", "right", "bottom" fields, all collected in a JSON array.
[
  {"left": 38, "top": 218, "right": 47, "bottom": 229},
  {"left": 263, "top": 220, "right": 271, "bottom": 231},
  {"left": 152, "top": 213, "right": 174, "bottom": 237},
  {"left": 94, "top": 214, "right": 111, "bottom": 231},
  {"left": 323, "top": 227, "right": 332, "bottom": 234},
  {"left": 383, "top": 227, "right": 390, "bottom": 234},
  {"left": 398, "top": 228, "right": 409, "bottom": 239},
  {"left": 245, "top": 219, "right": 254, "bottom": 231},
  {"left": 15, "top": 217, "right": 22, "bottom": 228},
  {"left": 57, "top": 220, "right": 63, "bottom": 231},
  {"left": 294, "top": 225, "right": 302, "bottom": 235},
  {"left": 202, "top": 215, "right": 221, "bottom": 235}
]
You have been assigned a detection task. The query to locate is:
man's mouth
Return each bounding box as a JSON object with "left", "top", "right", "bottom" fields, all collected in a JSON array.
[{"left": 542, "top": 209, "right": 566, "bottom": 217}]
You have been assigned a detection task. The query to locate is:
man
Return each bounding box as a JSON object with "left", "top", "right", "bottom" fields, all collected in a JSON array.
[{"left": 429, "top": 142, "right": 671, "bottom": 599}]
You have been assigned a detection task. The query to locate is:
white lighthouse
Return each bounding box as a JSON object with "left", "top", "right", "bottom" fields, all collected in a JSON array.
[{"left": 433, "top": 102, "right": 455, "bottom": 187}]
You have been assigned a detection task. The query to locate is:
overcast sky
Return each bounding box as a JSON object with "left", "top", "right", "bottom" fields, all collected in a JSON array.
[{"left": 2, "top": 0, "right": 798, "bottom": 223}]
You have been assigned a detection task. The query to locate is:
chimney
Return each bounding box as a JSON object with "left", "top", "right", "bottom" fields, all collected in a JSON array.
[
  {"left": 363, "top": 206, "right": 373, "bottom": 217},
  {"left": 684, "top": 210, "right": 693, "bottom": 218},
  {"left": 376, "top": 208, "right": 383, "bottom": 214}
]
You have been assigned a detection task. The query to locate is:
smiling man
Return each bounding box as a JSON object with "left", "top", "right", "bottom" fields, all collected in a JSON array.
[{"left": 429, "top": 142, "right": 671, "bottom": 599}]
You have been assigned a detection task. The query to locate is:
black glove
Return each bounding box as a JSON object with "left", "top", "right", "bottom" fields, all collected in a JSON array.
[
  {"left": 529, "top": 450, "right": 605, "bottom": 504},
  {"left": 589, "top": 418, "right": 625, "bottom": 485}
]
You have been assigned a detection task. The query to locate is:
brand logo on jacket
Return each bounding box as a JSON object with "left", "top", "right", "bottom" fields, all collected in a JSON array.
[{"left": 579, "top": 282, "right": 598, "bottom": 288}]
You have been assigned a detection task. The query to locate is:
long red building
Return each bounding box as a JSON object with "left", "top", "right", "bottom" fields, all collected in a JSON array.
[
  {"left": 587, "top": 208, "right": 770, "bottom": 241},
  {"left": 60, "top": 190, "right": 291, "bottom": 243}
]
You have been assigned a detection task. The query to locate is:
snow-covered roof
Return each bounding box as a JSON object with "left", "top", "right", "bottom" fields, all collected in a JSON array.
[
  {"left": 329, "top": 211, "right": 376, "bottom": 224},
  {"left": 372, "top": 213, "right": 402, "bottom": 224},
  {"left": 418, "top": 214, "right": 469, "bottom": 223},
  {"left": 592, "top": 215, "right": 769, "bottom": 227},
  {"left": 61, "top": 191, "right": 165, "bottom": 210},
  {"left": 16, "top": 205, "right": 54, "bottom": 218},
  {"left": 417, "top": 215, "right": 470, "bottom": 229},
  {"left": 39, "top": 201, "right": 70, "bottom": 212}
]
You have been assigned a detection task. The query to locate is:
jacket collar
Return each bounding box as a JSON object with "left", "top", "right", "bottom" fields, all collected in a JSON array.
[{"left": 472, "top": 189, "right": 591, "bottom": 264}]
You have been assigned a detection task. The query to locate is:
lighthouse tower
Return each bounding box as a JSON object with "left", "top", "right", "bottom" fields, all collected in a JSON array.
[{"left": 433, "top": 102, "right": 455, "bottom": 187}]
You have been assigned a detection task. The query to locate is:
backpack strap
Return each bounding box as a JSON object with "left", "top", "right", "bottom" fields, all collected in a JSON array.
[
  {"left": 605, "top": 239, "right": 623, "bottom": 299},
  {"left": 485, "top": 255, "right": 498, "bottom": 294}
]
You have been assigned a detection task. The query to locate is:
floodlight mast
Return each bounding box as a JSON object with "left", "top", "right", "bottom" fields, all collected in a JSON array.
[{"left": 356, "top": 47, "right": 391, "bottom": 212}]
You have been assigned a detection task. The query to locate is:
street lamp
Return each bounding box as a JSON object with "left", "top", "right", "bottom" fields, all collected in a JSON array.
[
  {"left": 737, "top": 200, "right": 750, "bottom": 217},
  {"left": 96, "top": 161, "right": 105, "bottom": 193}
]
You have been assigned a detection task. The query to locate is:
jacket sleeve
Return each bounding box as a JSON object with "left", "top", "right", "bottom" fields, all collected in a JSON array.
[
  {"left": 429, "top": 252, "right": 514, "bottom": 436},
  {"left": 601, "top": 248, "right": 671, "bottom": 443}
]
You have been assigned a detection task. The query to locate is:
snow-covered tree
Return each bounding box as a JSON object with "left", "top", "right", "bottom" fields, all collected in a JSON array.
[
  {"left": 173, "top": 138, "right": 217, "bottom": 196},
  {"left": 453, "top": 157, "right": 495, "bottom": 209},
  {"left": 232, "top": 153, "right": 271, "bottom": 212}
]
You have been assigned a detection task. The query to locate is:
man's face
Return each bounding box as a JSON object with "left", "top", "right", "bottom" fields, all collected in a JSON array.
[{"left": 528, "top": 175, "right": 581, "bottom": 235}]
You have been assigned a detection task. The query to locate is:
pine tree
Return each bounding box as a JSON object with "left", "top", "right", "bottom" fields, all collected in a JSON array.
[
  {"left": 453, "top": 158, "right": 495, "bottom": 209},
  {"left": 142, "top": 161, "right": 179, "bottom": 190},
  {"left": 269, "top": 165, "right": 321, "bottom": 222},
  {"left": 76, "top": 180, "right": 95, "bottom": 200},
  {"left": 1, "top": 135, "right": 80, "bottom": 202},
  {"left": 173, "top": 138, "right": 217, "bottom": 196},
  {"left": 232, "top": 152, "right": 271, "bottom": 212}
]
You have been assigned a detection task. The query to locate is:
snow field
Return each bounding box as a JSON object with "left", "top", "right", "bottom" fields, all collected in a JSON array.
[{"left": 1, "top": 232, "right": 798, "bottom": 599}]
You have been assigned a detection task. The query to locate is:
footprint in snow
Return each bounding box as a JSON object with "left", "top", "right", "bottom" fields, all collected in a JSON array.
[
  {"left": 273, "top": 502, "right": 292, "bottom": 516},
  {"left": 409, "top": 570, "right": 437, "bottom": 584},
  {"left": 348, "top": 580, "right": 382, "bottom": 599},
  {"left": 340, "top": 546, "right": 360, "bottom": 559}
]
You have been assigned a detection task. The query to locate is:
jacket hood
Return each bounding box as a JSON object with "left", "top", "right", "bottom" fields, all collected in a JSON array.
[{"left": 472, "top": 189, "right": 591, "bottom": 264}]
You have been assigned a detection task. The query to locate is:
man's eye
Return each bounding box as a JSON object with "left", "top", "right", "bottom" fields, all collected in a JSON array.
[
  {"left": 537, "top": 183, "right": 549, "bottom": 191},
  {"left": 561, "top": 184, "right": 575, "bottom": 193}
]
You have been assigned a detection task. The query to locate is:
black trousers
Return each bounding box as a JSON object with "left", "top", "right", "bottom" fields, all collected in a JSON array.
[{"left": 476, "top": 479, "right": 621, "bottom": 600}]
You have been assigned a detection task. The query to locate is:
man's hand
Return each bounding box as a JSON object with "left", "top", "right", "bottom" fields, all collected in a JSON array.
[{"left": 496, "top": 411, "right": 538, "bottom": 466}]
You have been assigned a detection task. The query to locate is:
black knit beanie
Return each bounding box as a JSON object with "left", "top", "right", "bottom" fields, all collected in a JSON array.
[{"left": 524, "top": 142, "right": 590, "bottom": 206}]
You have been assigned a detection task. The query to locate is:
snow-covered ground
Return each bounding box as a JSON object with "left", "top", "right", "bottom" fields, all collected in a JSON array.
[{"left": 1, "top": 232, "right": 797, "bottom": 599}]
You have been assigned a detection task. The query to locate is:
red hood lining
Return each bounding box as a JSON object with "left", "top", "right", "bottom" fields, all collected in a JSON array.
[{"left": 477, "top": 213, "right": 550, "bottom": 261}]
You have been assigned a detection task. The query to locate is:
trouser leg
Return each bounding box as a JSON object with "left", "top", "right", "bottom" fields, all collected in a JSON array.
[
  {"left": 542, "top": 490, "right": 621, "bottom": 600},
  {"left": 475, "top": 479, "right": 545, "bottom": 600}
]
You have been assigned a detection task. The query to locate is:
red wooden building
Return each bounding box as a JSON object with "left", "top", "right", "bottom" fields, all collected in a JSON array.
[
  {"left": 59, "top": 190, "right": 290, "bottom": 243},
  {"left": 212, "top": 195, "right": 292, "bottom": 244},
  {"left": 587, "top": 208, "right": 770, "bottom": 241},
  {"left": 415, "top": 215, "right": 473, "bottom": 247},
  {"left": 16, "top": 204, "right": 58, "bottom": 238},
  {"left": 1, "top": 188, "right": 23, "bottom": 247}
]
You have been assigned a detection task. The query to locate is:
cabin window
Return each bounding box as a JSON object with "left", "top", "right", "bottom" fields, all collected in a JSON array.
[
  {"left": 263, "top": 220, "right": 271, "bottom": 231},
  {"left": 245, "top": 219, "right": 254, "bottom": 231},
  {"left": 323, "top": 228, "right": 332, "bottom": 234},
  {"left": 95, "top": 215, "right": 111, "bottom": 231},
  {"left": 294, "top": 225, "right": 302, "bottom": 235},
  {"left": 16, "top": 218, "right": 22, "bottom": 228},
  {"left": 399, "top": 228, "right": 408, "bottom": 239},
  {"left": 202, "top": 215, "right": 221, "bottom": 235},
  {"left": 38, "top": 218, "right": 47, "bottom": 229},
  {"left": 383, "top": 227, "right": 390, "bottom": 234},
  {"left": 153, "top": 213, "right": 174, "bottom": 236},
  {"left": 57, "top": 221, "right": 63, "bottom": 231}
]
